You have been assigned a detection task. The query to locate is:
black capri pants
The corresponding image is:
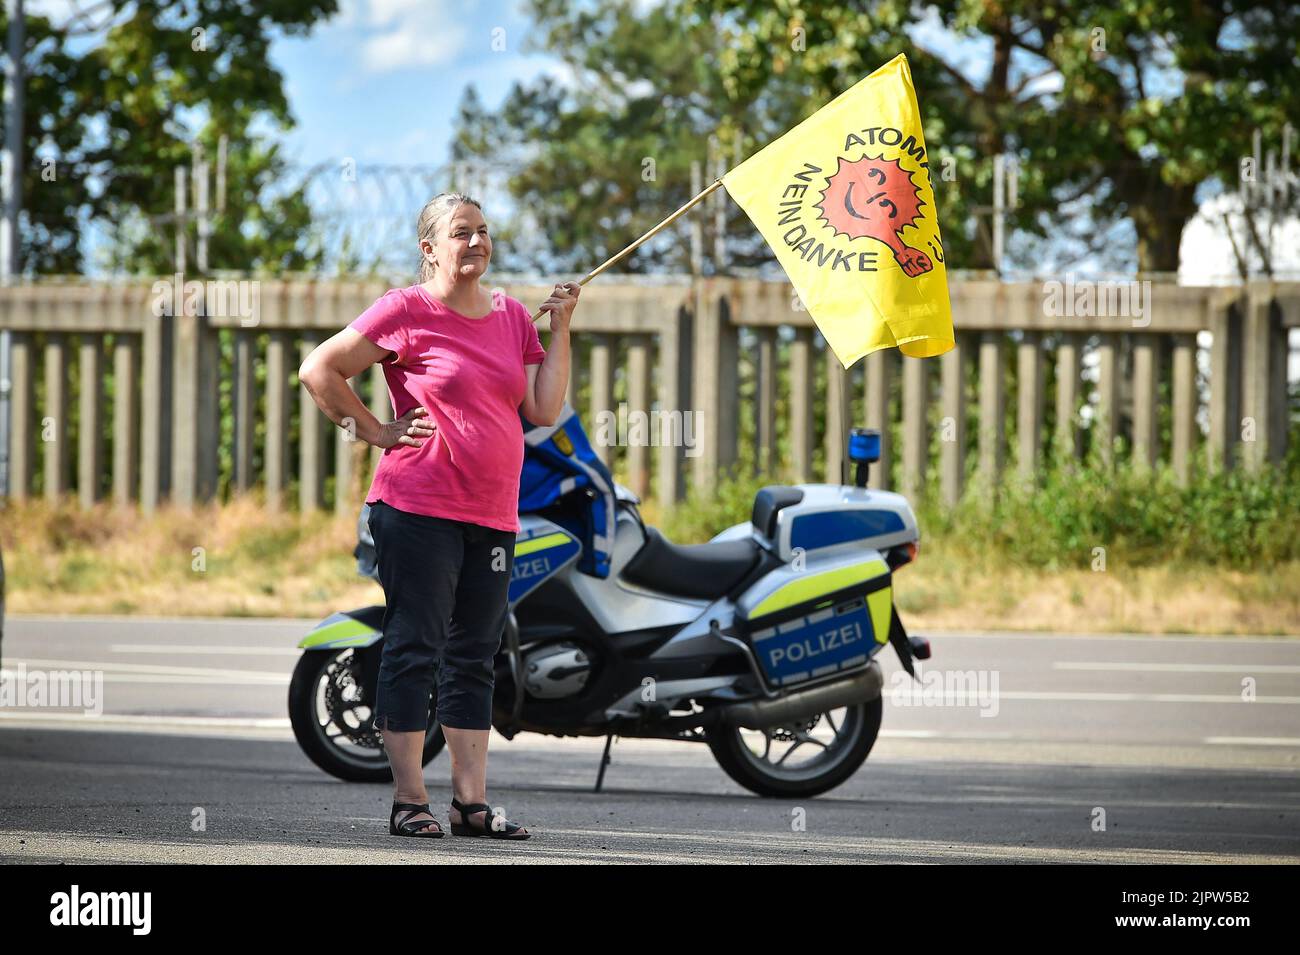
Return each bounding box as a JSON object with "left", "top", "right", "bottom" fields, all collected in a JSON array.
[{"left": 367, "top": 500, "right": 516, "bottom": 732}]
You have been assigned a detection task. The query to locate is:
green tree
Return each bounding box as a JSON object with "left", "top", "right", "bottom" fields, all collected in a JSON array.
[
  {"left": 453, "top": 0, "right": 1300, "bottom": 274},
  {"left": 449, "top": 0, "right": 821, "bottom": 275},
  {"left": 699, "top": 0, "right": 1300, "bottom": 272},
  {"left": 2, "top": 0, "right": 338, "bottom": 275}
]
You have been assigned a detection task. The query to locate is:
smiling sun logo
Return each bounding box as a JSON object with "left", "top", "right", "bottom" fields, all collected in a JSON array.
[{"left": 815, "top": 155, "right": 934, "bottom": 278}]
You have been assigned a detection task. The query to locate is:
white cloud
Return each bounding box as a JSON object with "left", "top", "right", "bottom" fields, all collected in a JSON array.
[
  {"left": 27, "top": 0, "right": 82, "bottom": 20},
  {"left": 330, "top": 0, "right": 475, "bottom": 73},
  {"left": 1179, "top": 191, "right": 1300, "bottom": 285},
  {"left": 360, "top": 25, "right": 466, "bottom": 72},
  {"left": 28, "top": 0, "right": 126, "bottom": 35}
]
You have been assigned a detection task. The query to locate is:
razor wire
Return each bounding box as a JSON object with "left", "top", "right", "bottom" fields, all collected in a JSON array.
[{"left": 283, "top": 158, "right": 529, "bottom": 276}]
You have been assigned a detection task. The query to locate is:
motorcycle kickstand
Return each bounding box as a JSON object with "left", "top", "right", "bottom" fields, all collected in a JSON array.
[{"left": 594, "top": 734, "right": 616, "bottom": 793}]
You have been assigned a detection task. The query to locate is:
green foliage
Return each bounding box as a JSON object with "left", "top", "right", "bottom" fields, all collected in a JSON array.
[
  {"left": 657, "top": 467, "right": 772, "bottom": 544},
  {"left": 654, "top": 451, "right": 1300, "bottom": 571},
  {"left": 2, "top": 0, "right": 337, "bottom": 276},
  {"left": 233, "top": 522, "right": 310, "bottom": 564},
  {"left": 916, "top": 458, "right": 1300, "bottom": 569},
  {"left": 449, "top": 0, "right": 811, "bottom": 274},
  {"left": 694, "top": 0, "right": 1300, "bottom": 272},
  {"left": 53, "top": 553, "right": 111, "bottom": 594},
  {"left": 107, "top": 134, "right": 323, "bottom": 275},
  {"left": 454, "top": 0, "right": 1300, "bottom": 274}
]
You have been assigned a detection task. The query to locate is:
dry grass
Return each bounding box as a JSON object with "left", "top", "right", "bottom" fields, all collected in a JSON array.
[
  {"left": 0, "top": 497, "right": 382, "bottom": 618},
  {"left": 2, "top": 500, "right": 1297, "bottom": 634},
  {"left": 896, "top": 540, "right": 1300, "bottom": 635}
]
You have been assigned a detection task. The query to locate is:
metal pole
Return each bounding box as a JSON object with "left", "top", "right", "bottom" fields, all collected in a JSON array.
[
  {"left": 689, "top": 160, "right": 704, "bottom": 278},
  {"left": 215, "top": 134, "right": 227, "bottom": 213},
  {"left": 0, "top": 1, "right": 20, "bottom": 273},
  {"left": 992, "top": 153, "right": 1005, "bottom": 277},
  {"left": 709, "top": 135, "right": 725, "bottom": 271},
  {"left": 194, "top": 145, "right": 209, "bottom": 273},
  {"left": 1283, "top": 124, "right": 1294, "bottom": 205},
  {"left": 528, "top": 172, "right": 722, "bottom": 322},
  {"left": 0, "top": 0, "right": 25, "bottom": 499},
  {"left": 174, "top": 165, "right": 187, "bottom": 274}
]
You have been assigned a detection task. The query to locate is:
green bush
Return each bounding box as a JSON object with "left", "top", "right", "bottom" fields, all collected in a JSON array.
[
  {"left": 654, "top": 459, "right": 1300, "bottom": 570},
  {"left": 919, "top": 459, "right": 1300, "bottom": 569},
  {"left": 657, "top": 468, "right": 772, "bottom": 544}
]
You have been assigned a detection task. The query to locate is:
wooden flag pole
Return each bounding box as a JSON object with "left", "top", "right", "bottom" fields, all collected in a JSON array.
[{"left": 530, "top": 178, "right": 724, "bottom": 322}]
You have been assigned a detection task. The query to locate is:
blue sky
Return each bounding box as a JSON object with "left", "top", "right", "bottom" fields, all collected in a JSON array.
[
  {"left": 268, "top": 0, "right": 558, "bottom": 167},
  {"left": 259, "top": 0, "right": 571, "bottom": 272},
  {"left": 29, "top": 0, "right": 1297, "bottom": 286},
  {"left": 31, "top": 0, "right": 565, "bottom": 272},
  {"left": 32, "top": 0, "right": 559, "bottom": 167}
]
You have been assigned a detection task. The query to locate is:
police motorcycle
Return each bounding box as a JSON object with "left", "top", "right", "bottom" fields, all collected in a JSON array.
[{"left": 288, "top": 403, "right": 930, "bottom": 797}]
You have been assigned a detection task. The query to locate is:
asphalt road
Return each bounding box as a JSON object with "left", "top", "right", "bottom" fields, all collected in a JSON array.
[{"left": 1, "top": 616, "right": 1297, "bottom": 864}]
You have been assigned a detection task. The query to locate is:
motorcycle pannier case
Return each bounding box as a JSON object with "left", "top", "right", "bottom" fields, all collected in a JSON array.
[{"left": 735, "top": 550, "right": 893, "bottom": 689}]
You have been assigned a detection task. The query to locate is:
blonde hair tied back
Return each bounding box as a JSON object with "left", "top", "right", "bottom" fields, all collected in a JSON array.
[{"left": 416, "top": 192, "right": 483, "bottom": 282}]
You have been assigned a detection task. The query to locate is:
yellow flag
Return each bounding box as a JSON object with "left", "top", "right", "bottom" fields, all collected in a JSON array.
[{"left": 722, "top": 53, "right": 953, "bottom": 367}]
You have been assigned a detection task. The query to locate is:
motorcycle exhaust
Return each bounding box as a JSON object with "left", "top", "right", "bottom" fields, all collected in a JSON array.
[{"left": 720, "top": 660, "right": 883, "bottom": 730}]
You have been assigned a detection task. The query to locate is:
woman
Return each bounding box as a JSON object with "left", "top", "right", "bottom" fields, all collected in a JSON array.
[{"left": 298, "top": 192, "right": 577, "bottom": 840}]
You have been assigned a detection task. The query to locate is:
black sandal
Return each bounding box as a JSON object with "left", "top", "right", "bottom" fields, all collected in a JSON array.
[
  {"left": 389, "top": 801, "right": 444, "bottom": 838},
  {"left": 449, "top": 797, "right": 530, "bottom": 839}
]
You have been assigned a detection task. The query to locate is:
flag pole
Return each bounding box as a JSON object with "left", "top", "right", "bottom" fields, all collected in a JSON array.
[{"left": 530, "top": 178, "right": 724, "bottom": 322}]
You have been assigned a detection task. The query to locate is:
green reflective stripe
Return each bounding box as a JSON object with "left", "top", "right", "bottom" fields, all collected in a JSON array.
[
  {"left": 514, "top": 532, "right": 572, "bottom": 558},
  {"left": 750, "top": 559, "right": 889, "bottom": 619},
  {"left": 326, "top": 635, "right": 375, "bottom": 647},
  {"left": 299, "top": 618, "right": 378, "bottom": 649},
  {"left": 867, "top": 586, "right": 892, "bottom": 645}
]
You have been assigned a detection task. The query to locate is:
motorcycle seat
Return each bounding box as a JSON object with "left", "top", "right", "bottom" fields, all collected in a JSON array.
[
  {"left": 752, "top": 485, "right": 804, "bottom": 539},
  {"left": 622, "top": 526, "right": 763, "bottom": 599}
]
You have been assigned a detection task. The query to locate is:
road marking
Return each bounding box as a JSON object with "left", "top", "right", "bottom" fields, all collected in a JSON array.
[
  {"left": 925, "top": 631, "right": 1297, "bottom": 642},
  {"left": 2, "top": 659, "right": 289, "bottom": 685},
  {"left": 1055, "top": 662, "right": 1300, "bottom": 673},
  {"left": 110, "top": 644, "right": 301, "bottom": 656},
  {"left": 1, "top": 672, "right": 289, "bottom": 686},
  {"left": 882, "top": 728, "right": 1300, "bottom": 747},
  {"left": 6, "top": 657, "right": 288, "bottom": 679},
  {"left": 0, "top": 711, "right": 291, "bottom": 729},
  {"left": 2, "top": 711, "right": 1294, "bottom": 756},
  {"left": 997, "top": 691, "right": 1300, "bottom": 704},
  {"left": 888, "top": 689, "right": 1300, "bottom": 703},
  {"left": 1204, "top": 736, "right": 1300, "bottom": 747},
  {"left": 878, "top": 738, "right": 1019, "bottom": 743},
  {"left": 8, "top": 658, "right": 1297, "bottom": 700},
  {"left": 8, "top": 614, "right": 320, "bottom": 625}
]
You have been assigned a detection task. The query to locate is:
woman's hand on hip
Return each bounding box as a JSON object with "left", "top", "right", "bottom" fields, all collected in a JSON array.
[
  {"left": 376, "top": 406, "right": 435, "bottom": 449},
  {"left": 539, "top": 281, "right": 580, "bottom": 334}
]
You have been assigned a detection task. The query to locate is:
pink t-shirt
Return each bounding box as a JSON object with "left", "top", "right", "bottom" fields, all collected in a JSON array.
[{"left": 350, "top": 284, "right": 546, "bottom": 533}]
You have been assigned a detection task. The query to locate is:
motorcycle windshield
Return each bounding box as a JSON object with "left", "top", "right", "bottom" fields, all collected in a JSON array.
[{"left": 520, "top": 402, "right": 616, "bottom": 579}]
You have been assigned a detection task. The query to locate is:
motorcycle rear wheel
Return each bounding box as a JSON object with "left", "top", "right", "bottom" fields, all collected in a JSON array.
[
  {"left": 288, "top": 648, "right": 444, "bottom": 782},
  {"left": 705, "top": 696, "right": 882, "bottom": 798}
]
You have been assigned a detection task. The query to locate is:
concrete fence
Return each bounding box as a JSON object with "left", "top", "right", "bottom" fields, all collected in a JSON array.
[{"left": 0, "top": 274, "right": 1295, "bottom": 514}]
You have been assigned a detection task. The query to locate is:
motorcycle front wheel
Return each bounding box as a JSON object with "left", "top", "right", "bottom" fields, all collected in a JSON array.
[
  {"left": 705, "top": 696, "right": 882, "bottom": 798},
  {"left": 288, "top": 647, "right": 444, "bottom": 782}
]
